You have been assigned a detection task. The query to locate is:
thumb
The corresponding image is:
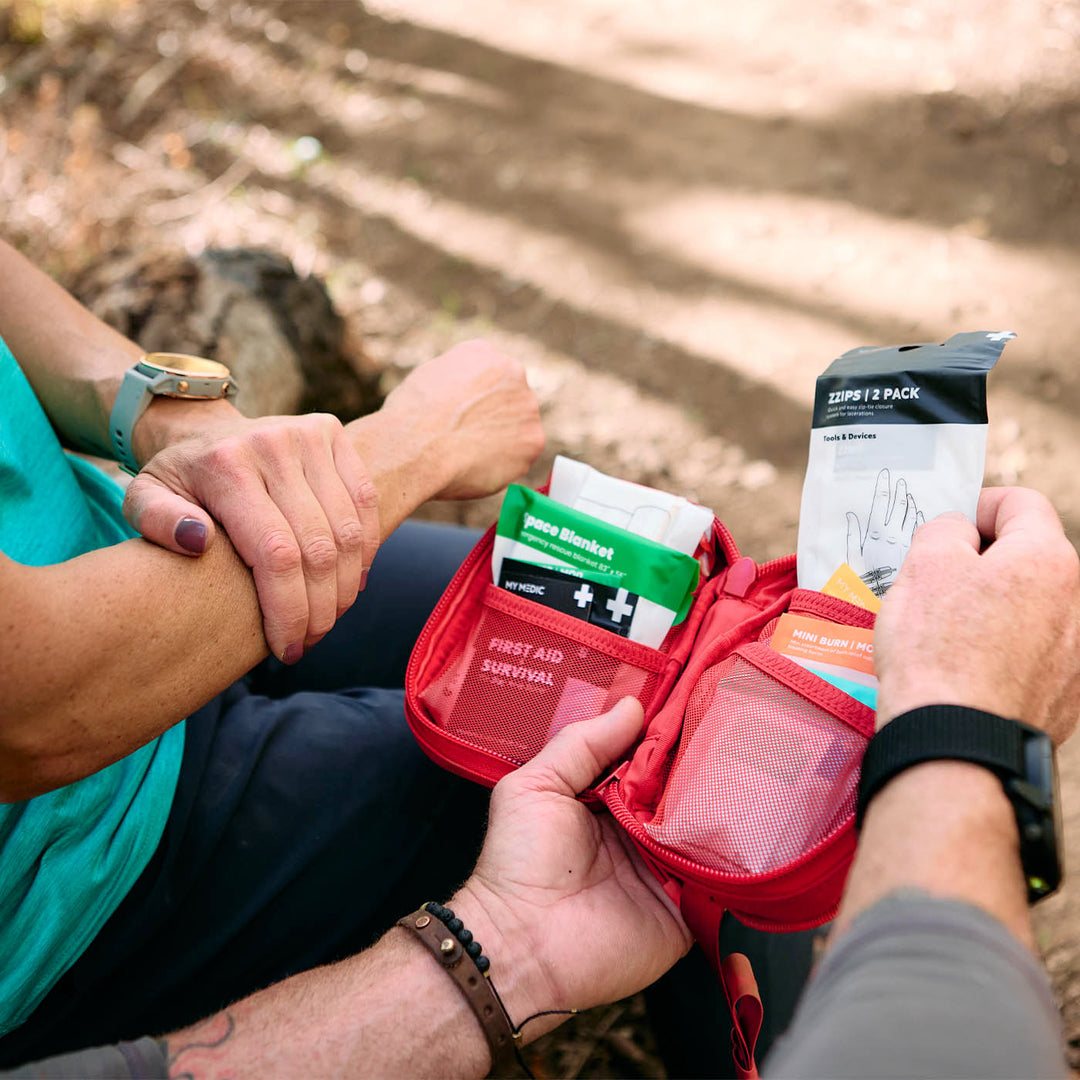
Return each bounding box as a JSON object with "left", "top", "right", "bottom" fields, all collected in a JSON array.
[
  {"left": 123, "top": 473, "right": 217, "bottom": 557},
  {"left": 908, "top": 510, "right": 980, "bottom": 558},
  {"left": 519, "top": 697, "right": 645, "bottom": 797}
]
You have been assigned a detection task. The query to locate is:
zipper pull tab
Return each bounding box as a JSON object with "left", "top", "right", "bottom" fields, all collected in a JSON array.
[
  {"left": 723, "top": 556, "right": 758, "bottom": 598},
  {"left": 592, "top": 759, "right": 630, "bottom": 795}
]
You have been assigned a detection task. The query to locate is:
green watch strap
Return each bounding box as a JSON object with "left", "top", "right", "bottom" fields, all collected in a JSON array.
[
  {"left": 109, "top": 364, "right": 160, "bottom": 475},
  {"left": 108, "top": 358, "right": 238, "bottom": 475}
]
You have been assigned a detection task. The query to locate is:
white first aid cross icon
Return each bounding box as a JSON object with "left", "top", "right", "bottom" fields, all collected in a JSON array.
[
  {"left": 605, "top": 588, "right": 634, "bottom": 624},
  {"left": 573, "top": 583, "right": 594, "bottom": 609}
]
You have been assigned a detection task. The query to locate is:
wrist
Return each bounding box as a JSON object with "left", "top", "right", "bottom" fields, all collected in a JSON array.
[
  {"left": 346, "top": 407, "right": 457, "bottom": 516},
  {"left": 846, "top": 758, "right": 1031, "bottom": 946},
  {"left": 863, "top": 758, "right": 1017, "bottom": 838},
  {"left": 876, "top": 679, "right": 1020, "bottom": 731},
  {"left": 131, "top": 395, "right": 241, "bottom": 467},
  {"left": 448, "top": 880, "right": 563, "bottom": 1045},
  {"left": 387, "top": 924, "right": 495, "bottom": 1077}
]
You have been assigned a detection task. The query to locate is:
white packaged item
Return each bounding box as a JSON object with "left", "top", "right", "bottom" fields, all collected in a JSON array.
[
  {"left": 797, "top": 331, "right": 1013, "bottom": 596},
  {"left": 548, "top": 455, "right": 713, "bottom": 558}
]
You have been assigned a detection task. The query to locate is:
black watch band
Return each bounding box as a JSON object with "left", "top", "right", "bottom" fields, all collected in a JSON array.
[
  {"left": 856, "top": 704, "right": 1061, "bottom": 902},
  {"left": 856, "top": 705, "right": 1026, "bottom": 829}
]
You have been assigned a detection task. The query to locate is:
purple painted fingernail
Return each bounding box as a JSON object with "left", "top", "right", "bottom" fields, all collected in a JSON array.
[
  {"left": 282, "top": 643, "right": 303, "bottom": 665},
  {"left": 175, "top": 517, "right": 208, "bottom": 554}
]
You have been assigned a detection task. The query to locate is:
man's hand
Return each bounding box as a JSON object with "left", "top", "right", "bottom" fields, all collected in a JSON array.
[
  {"left": 123, "top": 411, "right": 379, "bottom": 664},
  {"left": 375, "top": 339, "right": 544, "bottom": 500},
  {"left": 450, "top": 699, "right": 692, "bottom": 1036},
  {"left": 874, "top": 486, "right": 1080, "bottom": 743}
]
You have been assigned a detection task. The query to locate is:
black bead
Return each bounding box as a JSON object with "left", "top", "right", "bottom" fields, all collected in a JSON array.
[
  {"left": 457, "top": 928, "right": 473, "bottom": 945},
  {"left": 442, "top": 907, "right": 455, "bottom": 922},
  {"left": 476, "top": 955, "right": 491, "bottom": 973},
  {"left": 465, "top": 941, "right": 482, "bottom": 959},
  {"left": 447, "top": 917, "right": 464, "bottom": 934}
]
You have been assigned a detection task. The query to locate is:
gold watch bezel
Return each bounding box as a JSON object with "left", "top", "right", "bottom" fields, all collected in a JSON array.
[{"left": 138, "top": 352, "right": 232, "bottom": 379}]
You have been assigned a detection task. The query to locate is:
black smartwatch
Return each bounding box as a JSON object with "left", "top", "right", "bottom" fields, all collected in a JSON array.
[{"left": 856, "top": 705, "right": 1062, "bottom": 903}]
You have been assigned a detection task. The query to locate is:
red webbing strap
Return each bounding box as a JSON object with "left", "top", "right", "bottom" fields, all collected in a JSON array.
[{"left": 681, "top": 886, "right": 763, "bottom": 1079}]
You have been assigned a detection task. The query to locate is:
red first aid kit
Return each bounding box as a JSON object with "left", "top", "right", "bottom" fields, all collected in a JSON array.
[{"left": 405, "top": 507, "right": 876, "bottom": 1077}]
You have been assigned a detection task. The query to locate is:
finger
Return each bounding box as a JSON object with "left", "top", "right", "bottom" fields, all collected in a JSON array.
[
  {"left": 331, "top": 431, "right": 380, "bottom": 603},
  {"left": 901, "top": 493, "right": 918, "bottom": 539},
  {"left": 191, "top": 453, "right": 313, "bottom": 661},
  {"left": 519, "top": 697, "right": 645, "bottom": 797},
  {"left": 122, "top": 473, "right": 217, "bottom": 557},
  {"left": 976, "top": 487, "right": 1066, "bottom": 546},
  {"left": 845, "top": 511, "right": 863, "bottom": 561},
  {"left": 264, "top": 460, "right": 340, "bottom": 650},
  {"left": 300, "top": 435, "right": 367, "bottom": 619},
  {"left": 889, "top": 476, "right": 908, "bottom": 529},
  {"left": 866, "top": 467, "right": 892, "bottom": 532},
  {"left": 219, "top": 477, "right": 312, "bottom": 662}
]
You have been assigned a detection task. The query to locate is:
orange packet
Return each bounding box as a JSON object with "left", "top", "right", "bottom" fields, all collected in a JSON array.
[
  {"left": 769, "top": 613, "right": 876, "bottom": 678},
  {"left": 821, "top": 563, "right": 882, "bottom": 614}
]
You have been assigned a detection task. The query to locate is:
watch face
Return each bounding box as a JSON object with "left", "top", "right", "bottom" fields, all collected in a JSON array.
[
  {"left": 140, "top": 353, "right": 231, "bottom": 379},
  {"left": 1020, "top": 731, "right": 1062, "bottom": 900},
  {"left": 1051, "top": 747, "right": 1064, "bottom": 873}
]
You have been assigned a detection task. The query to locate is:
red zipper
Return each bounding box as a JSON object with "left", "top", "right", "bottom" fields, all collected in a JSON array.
[
  {"left": 756, "top": 552, "right": 797, "bottom": 578},
  {"left": 603, "top": 777, "right": 855, "bottom": 895}
]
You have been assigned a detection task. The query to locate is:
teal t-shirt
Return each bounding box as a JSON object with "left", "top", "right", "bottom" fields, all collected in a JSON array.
[{"left": 0, "top": 337, "right": 184, "bottom": 1036}]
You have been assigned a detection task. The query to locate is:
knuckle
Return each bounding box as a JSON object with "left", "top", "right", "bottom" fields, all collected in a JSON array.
[
  {"left": 249, "top": 426, "right": 292, "bottom": 462},
  {"left": 526, "top": 422, "right": 545, "bottom": 457},
  {"left": 120, "top": 476, "right": 147, "bottom": 514},
  {"left": 300, "top": 534, "right": 338, "bottom": 574},
  {"left": 314, "top": 411, "right": 342, "bottom": 433},
  {"left": 1046, "top": 540, "right": 1080, "bottom": 586},
  {"left": 260, "top": 531, "right": 303, "bottom": 576},
  {"left": 350, "top": 477, "right": 379, "bottom": 515},
  {"left": 207, "top": 438, "right": 252, "bottom": 476},
  {"left": 336, "top": 519, "right": 367, "bottom": 554},
  {"left": 298, "top": 412, "right": 341, "bottom": 444}
]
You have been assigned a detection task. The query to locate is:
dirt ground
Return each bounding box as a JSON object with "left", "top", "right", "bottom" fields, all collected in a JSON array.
[{"left": 3, "top": 0, "right": 1080, "bottom": 1074}]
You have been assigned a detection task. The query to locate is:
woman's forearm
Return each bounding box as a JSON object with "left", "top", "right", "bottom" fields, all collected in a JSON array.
[
  {"left": 0, "top": 403, "right": 452, "bottom": 802},
  {"left": 0, "top": 238, "right": 143, "bottom": 455}
]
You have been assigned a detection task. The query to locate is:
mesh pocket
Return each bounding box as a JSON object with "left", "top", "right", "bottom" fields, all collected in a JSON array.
[
  {"left": 643, "top": 654, "right": 866, "bottom": 875},
  {"left": 418, "top": 586, "right": 665, "bottom": 766}
]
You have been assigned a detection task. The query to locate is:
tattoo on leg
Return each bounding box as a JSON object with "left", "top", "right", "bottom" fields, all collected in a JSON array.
[{"left": 165, "top": 1012, "right": 236, "bottom": 1079}]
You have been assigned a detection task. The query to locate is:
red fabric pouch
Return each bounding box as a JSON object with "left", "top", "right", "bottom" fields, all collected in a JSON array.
[{"left": 406, "top": 510, "right": 875, "bottom": 1077}]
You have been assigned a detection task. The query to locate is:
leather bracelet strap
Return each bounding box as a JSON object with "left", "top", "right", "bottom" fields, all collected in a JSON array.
[{"left": 397, "top": 905, "right": 523, "bottom": 1079}]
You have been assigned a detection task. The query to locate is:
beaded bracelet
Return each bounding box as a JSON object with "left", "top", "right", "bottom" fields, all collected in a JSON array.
[{"left": 397, "top": 901, "right": 525, "bottom": 1078}]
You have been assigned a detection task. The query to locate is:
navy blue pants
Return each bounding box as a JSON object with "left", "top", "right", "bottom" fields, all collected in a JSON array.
[{"left": 0, "top": 520, "right": 488, "bottom": 1066}]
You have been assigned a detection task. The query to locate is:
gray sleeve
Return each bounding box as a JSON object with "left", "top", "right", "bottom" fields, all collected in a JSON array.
[
  {"left": 0, "top": 1037, "right": 168, "bottom": 1079},
  {"left": 763, "top": 892, "right": 1066, "bottom": 1080}
]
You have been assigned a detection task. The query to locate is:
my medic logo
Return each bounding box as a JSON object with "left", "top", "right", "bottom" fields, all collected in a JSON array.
[{"left": 497, "top": 559, "right": 637, "bottom": 638}]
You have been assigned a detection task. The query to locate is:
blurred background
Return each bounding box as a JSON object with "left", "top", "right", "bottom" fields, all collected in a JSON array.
[{"left": 3, "top": 0, "right": 1080, "bottom": 1074}]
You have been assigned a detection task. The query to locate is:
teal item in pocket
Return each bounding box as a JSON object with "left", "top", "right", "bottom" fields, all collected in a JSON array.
[
  {"left": 0, "top": 336, "right": 184, "bottom": 1036},
  {"left": 805, "top": 667, "right": 879, "bottom": 711}
]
